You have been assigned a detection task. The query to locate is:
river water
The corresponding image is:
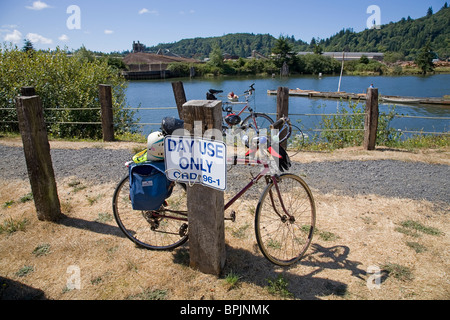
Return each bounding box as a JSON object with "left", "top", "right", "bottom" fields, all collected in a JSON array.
[{"left": 125, "top": 74, "right": 450, "bottom": 138}]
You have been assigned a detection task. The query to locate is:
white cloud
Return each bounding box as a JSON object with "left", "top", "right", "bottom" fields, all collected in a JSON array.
[
  {"left": 26, "top": 1, "right": 50, "bottom": 10},
  {"left": 4, "top": 30, "right": 23, "bottom": 43},
  {"left": 104, "top": 30, "right": 114, "bottom": 35},
  {"left": 139, "top": 8, "right": 158, "bottom": 15},
  {"left": 59, "top": 34, "right": 69, "bottom": 41},
  {"left": 1, "top": 24, "right": 19, "bottom": 29},
  {"left": 26, "top": 33, "right": 53, "bottom": 45},
  {"left": 179, "top": 10, "right": 195, "bottom": 15}
]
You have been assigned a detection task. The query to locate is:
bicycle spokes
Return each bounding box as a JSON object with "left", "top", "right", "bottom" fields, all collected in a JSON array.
[
  {"left": 255, "top": 174, "right": 316, "bottom": 266},
  {"left": 113, "top": 177, "right": 189, "bottom": 251}
]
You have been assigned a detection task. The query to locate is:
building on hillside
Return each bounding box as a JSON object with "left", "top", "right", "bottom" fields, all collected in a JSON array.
[
  {"left": 132, "top": 41, "right": 146, "bottom": 53},
  {"left": 122, "top": 51, "right": 200, "bottom": 80},
  {"left": 251, "top": 50, "right": 268, "bottom": 60},
  {"left": 156, "top": 48, "right": 183, "bottom": 57},
  {"left": 297, "top": 52, "right": 384, "bottom": 61},
  {"left": 223, "top": 53, "right": 240, "bottom": 60}
]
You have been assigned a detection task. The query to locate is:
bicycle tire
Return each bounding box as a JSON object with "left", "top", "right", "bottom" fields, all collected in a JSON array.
[
  {"left": 255, "top": 174, "right": 316, "bottom": 266},
  {"left": 113, "top": 175, "right": 189, "bottom": 251},
  {"left": 286, "top": 124, "right": 306, "bottom": 158},
  {"left": 241, "top": 113, "right": 274, "bottom": 134}
]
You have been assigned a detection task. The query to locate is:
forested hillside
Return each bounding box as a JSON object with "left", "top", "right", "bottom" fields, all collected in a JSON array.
[
  {"left": 316, "top": 4, "right": 450, "bottom": 59},
  {"left": 146, "top": 4, "right": 449, "bottom": 60},
  {"left": 146, "top": 33, "right": 286, "bottom": 59}
]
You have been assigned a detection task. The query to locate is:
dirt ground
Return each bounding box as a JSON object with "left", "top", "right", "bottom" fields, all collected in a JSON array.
[{"left": 0, "top": 139, "right": 448, "bottom": 300}]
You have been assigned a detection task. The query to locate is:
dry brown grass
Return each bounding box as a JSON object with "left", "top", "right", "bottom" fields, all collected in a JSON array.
[{"left": 0, "top": 140, "right": 449, "bottom": 300}]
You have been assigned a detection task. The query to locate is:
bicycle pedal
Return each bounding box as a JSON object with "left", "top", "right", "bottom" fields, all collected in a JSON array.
[
  {"left": 225, "top": 210, "right": 236, "bottom": 222},
  {"left": 179, "top": 223, "right": 188, "bottom": 237}
]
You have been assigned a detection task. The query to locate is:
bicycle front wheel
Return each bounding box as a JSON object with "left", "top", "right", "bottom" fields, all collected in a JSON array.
[
  {"left": 255, "top": 174, "right": 316, "bottom": 266},
  {"left": 112, "top": 176, "right": 188, "bottom": 250},
  {"left": 241, "top": 113, "right": 274, "bottom": 134}
]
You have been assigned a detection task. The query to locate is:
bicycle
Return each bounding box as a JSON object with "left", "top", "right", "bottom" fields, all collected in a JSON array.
[
  {"left": 112, "top": 117, "right": 316, "bottom": 266},
  {"left": 207, "top": 84, "right": 275, "bottom": 135}
]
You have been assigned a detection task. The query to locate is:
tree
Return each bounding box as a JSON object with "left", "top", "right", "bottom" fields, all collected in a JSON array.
[
  {"left": 209, "top": 45, "right": 224, "bottom": 68},
  {"left": 313, "top": 44, "right": 323, "bottom": 55},
  {"left": 22, "top": 39, "right": 34, "bottom": 53},
  {"left": 272, "top": 36, "right": 294, "bottom": 68},
  {"left": 0, "top": 46, "right": 133, "bottom": 138},
  {"left": 75, "top": 45, "right": 96, "bottom": 62},
  {"left": 415, "top": 41, "right": 434, "bottom": 74},
  {"left": 427, "top": 7, "right": 433, "bottom": 16},
  {"left": 359, "top": 55, "right": 370, "bottom": 64}
]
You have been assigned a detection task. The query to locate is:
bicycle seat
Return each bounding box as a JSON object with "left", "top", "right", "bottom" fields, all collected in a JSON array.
[{"left": 209, "top": 89, "right": 223, "bottom": 94}]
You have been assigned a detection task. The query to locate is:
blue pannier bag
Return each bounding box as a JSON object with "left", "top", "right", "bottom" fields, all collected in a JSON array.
[{"left": 129, "top": 161, "right": 172, "bottom": 211}]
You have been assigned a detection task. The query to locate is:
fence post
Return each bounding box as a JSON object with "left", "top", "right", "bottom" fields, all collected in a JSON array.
[
  {"left": 15, "top": 89, "right": 62, "bottom": 222},
  {"left": 99, "top": 84, "right": 114, "bottom": 142},
  {"left": 21, "top": 86, "right": 36, "bottom": 97},
  {"left": 276, "top": 87, "right": 289, "bottom": 149},
  {"left": 172, "top": 81, "right": 187, "bottom": 119},
  {"left": 364, "top": 88, "right": 379, "bottom": 150},
  {"left": 182, "top": 100, "right": 225, "bottom": 276}
]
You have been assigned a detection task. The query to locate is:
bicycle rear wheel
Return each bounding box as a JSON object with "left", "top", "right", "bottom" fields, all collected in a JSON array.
[
  {"left": 286, "top": 124, "right": 306, "bottom": 158},
  {"left": 241, "top": 113, "right": 274, "bottom": 134},
  {"left": 113, "top": 176, "right": 188, "bottom": 250},
  {"left": 255, "top": 174, "right": 316, "bottom": 266}
]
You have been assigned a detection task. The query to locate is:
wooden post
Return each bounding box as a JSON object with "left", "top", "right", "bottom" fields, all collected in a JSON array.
[
  {"left": 99, "top": 84, "right": 114, "bottom": 142},
  {"left": 21, "top": 87, "right": 36, "bottom": 97},
  {"left": 15, "top": 92, "right": 62, "bottom": 222},
  {"left": 276, "top": 87, "right": 289, "bottom": 149},
  {"left": 182, "top": 100, "right": 225, "bottom": 276},
  {"left": 172, "top": 81, "right": 187, "bottom": 118},
  {"left": 364, "top": 88, "right": 379, "bottom": 150}
]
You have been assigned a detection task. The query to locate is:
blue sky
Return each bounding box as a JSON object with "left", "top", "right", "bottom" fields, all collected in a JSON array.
[{"left": 0, "top": 0, "right": 447, "bottom": 52}]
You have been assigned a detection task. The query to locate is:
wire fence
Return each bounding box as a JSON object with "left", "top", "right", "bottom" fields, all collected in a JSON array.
[
  {"left": 237, "top": 110, "right": 450, "bottom": 135},
  {"left": 1, "top": 106, "right": 449, "bottom": 136}
]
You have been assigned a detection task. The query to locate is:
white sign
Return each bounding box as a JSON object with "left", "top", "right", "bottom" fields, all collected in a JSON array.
[{"left": 164, "top": 136, "right": 227, "bottom": 191}]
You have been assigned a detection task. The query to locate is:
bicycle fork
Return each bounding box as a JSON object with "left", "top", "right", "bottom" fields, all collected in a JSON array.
[{"left": 265, "top": 176, "right": 294, "bottom": 223}]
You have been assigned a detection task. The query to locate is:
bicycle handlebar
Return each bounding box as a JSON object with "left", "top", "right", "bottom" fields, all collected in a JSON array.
[
  {"left": 208, "top": 83, "right": 255, "bottom": 101},
  {"left": 241, "top": 117, "right": 292, "bottom": 149},
  {"left": 270, "top": 117, "right": 292, "bottom": 144},
  {"left": 244, "top": 83, "right": 255, "bottom": 94}
]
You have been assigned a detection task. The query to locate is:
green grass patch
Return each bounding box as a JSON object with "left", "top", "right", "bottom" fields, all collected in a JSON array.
[
  {"left": 127, "top": 288, "right": 168, "bottom": 300},
  {"left": 3, "top": 200, "right": 15, "bottom": 208},
  {"left": 32, "top": 243, "right": 51, "bottom": 257},
  {"left": 406, "top": 241, "right": 427, "bottom": 253},
  {"left": 399, "top": 220, "right": 442, "bottom": 236},
  {"left": 266, "top": 274, "right": 294, "bottom": 299},
  {"left": 381, "top": 263, "right": 414, "bottom": 281},
  {"left": 19, "top": 193, "right": 33, "bottom": 203},
  {"left": 0, "top": 217, "right": 28, "bottom": 234},
  {"left": 231, "top": 223, "right": 250, "bottom": 239},
  {"left": 224, "top": 271, "right": 241, "bottom": 290},
  {"left": 16, "top": 265, "right": 34, "bottom": 278}
]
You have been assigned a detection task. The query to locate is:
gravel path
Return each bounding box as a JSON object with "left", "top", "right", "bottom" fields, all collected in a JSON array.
[{"left": 0, "top": 145, "right": 448, "bottom": 204}]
